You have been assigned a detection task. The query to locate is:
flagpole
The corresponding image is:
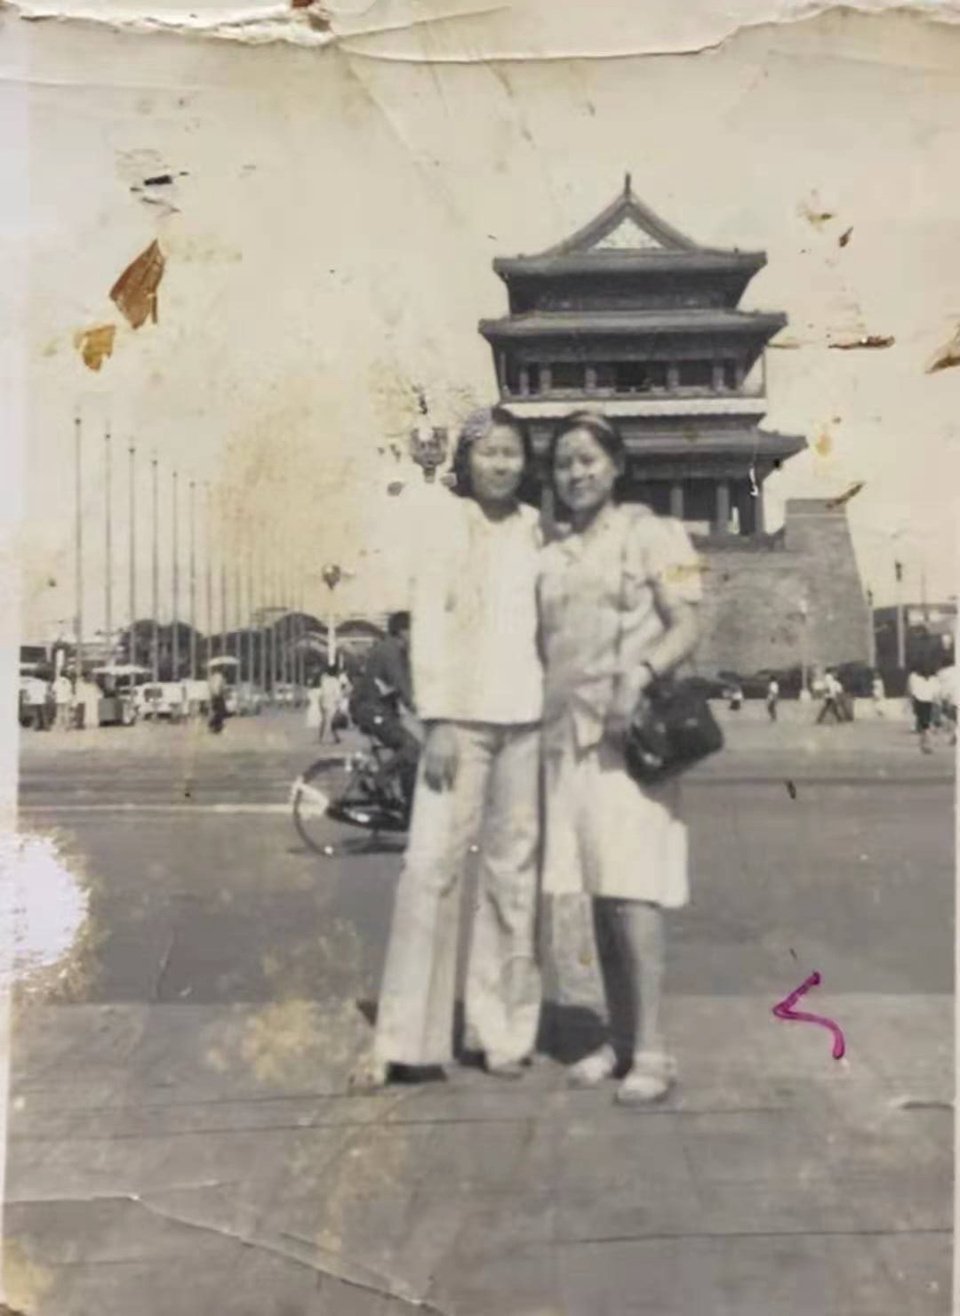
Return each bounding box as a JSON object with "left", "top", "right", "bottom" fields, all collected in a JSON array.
[
  {"left": 151, "top": 456, "right": 159, "bottom": 683},
  {"left": 205, "top": 483, "right": 213, "bottom": 668},
  {"left": 74, "top": 415, "right": 84, "bottom": 680},
  {"left": 258, "top": 533, "right": 267, "bottom": 697},
  {"left": 234, "top": 559, "right": 242, "bottom": 670},
  {"left": 104, "top": 423, "right": 113, "bottom": 658},
  {"left": 279, "top": 546, "right": 288, "bottom": 693},
  {"left": 245, "top": 549, "right": 254, "bottom": 687},
  {"left": 128, "top": 442, "right": 136, "bottom": 662},
  {"left": 270, "top": 552, "right": 279, "bottom": 703},
  {"left": 296, "top": 574, "right": 305, "bottom": 698},
  {"left": 189, "top": 480, "right": 197, "bottom": 680},
  {"left": 221, "top": 558, "right": 228, "bottom": 669},
  {"left": 171, "top": 469, "right": 180, "bottom": 681}
]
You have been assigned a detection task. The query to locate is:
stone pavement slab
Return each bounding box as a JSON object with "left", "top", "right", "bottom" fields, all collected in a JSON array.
[{"left": 5, "top": 993, "right": 951, "bottom": 1315}]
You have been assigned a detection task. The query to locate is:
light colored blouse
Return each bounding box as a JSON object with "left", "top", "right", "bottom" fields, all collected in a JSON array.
[
  {"left": 538, "top": 503, "right": 702, "bottom": 753},
  {"left": 410, "top": 491, "right": 543, "bottom": 725}
]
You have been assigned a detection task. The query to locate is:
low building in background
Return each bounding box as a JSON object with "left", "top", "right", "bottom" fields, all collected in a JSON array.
[{"left": 874, "top": 602, "right": 957, "bottom": 675}]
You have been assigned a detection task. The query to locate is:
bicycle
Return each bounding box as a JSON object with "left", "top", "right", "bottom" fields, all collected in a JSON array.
[{"left": 291, "top": 739, "right": 410, "bottom": 855}]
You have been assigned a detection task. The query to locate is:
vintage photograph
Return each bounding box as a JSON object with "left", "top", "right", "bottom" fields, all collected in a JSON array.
[{"left": 4, "top": 2, "right": 957, "bottom": 1312}]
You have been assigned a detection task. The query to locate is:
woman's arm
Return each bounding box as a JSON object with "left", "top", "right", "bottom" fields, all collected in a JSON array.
[
  {"left": 605, "top": 518, "right": 702, "bottom": 738},
  {"left": 408, "top": 502, "right": 463, "bottom": 789},
  {"left": 644, "top": 582, "right": 701, "bottom": 682},
  {"left": 607, "top": 589, "right": 700, "bottom": 734}
]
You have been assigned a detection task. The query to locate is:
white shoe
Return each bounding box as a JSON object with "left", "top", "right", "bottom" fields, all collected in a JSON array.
[
  {"left": 615, "top": 1051, "right": 677, "bottom": 1106},
  {"left": 567, "top": 1043, "right": 618, "bottom": 1088},
  {"left": 348, "top": 1053, "right": 390, "bottom": 1092}
]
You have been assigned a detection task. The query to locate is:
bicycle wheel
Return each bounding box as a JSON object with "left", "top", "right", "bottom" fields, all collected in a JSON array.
[{"left": 291, "top": 757, "right": 352, "bottom": 854}]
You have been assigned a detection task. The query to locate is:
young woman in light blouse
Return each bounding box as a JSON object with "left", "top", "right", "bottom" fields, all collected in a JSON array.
[
  {"left": 355, "top": 406, "right": 544, "bottom": 1088},
  {"left": 538, "top": 411, "right": 702, "bottom": 1104}
]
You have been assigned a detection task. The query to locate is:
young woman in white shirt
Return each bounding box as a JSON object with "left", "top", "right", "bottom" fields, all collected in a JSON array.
[{"left": 355, "top": 407, "right": 544, "bottom": 1087}]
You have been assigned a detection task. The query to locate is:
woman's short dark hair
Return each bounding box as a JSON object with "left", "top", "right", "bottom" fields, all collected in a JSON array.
[
  {"left": 387, "top": 611, "right": 410, "bottom": 637},
  {"left": 450, "top": 405, "right": 538, "bottom": 503}
]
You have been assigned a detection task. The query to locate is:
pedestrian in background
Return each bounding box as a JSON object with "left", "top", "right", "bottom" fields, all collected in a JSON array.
[
  {"left": 305, "top": 678, "right": 321, "bottom": 734},
  {"left": 816, "top": 670, "right": 843, "bottom": 725},
  {"left": 208, "top": 666, "right": 227, "bottom": 734},
  {"left": 907, "top": 665, "right": 938, "bottom": 754},
  {"left": 937, "top": 664, "right": 957, "bottom": 746},
  {"left": 53, "top": 671, "right": 73, "bottom": 730},
  {"left": 765, "top": 676, "right": 780, "bottom": 722},
  {"left": 537, "top": 411, "right": 701, "bottom": 1105},
  {"left": 871, "top": 671, "right": 886, "bottom": 717},
  {"left": 355, "top": 406, "right": 543, "bottom": 1088},
  {"left": 318, "top": 663, "right": 344, "bottom": 743}
]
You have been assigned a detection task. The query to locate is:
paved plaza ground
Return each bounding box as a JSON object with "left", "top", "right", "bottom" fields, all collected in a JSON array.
[{"left": 7, "top": 708, "right": 955, "bottom": 1314}]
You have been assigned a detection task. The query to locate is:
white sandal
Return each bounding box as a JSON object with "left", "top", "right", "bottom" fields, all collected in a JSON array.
[
  {"left": 567, "top": 1043, "right": 618, "bottom": 1088},
  {"left": 615, "top": 1051, "right": 677, "bottom": 1106},
  {"left": 348, "top": 1053, "right": 390, "bottom": 1092}
]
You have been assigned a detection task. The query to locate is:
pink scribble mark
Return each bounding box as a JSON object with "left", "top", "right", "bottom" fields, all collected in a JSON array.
[{"left": 772, "top": 971, "right": 845, "bottom": 1060}]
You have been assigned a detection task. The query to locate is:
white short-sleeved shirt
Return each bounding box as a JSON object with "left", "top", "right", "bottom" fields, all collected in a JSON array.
[
  {"left": 908, "top": 672, "right": 939, "bottom": 703},
  {"left": 410, "top": 492, "right": 543, "bottom": 725},
  {"left": 538, "top": 504, "right": 702, "bottom": 753}
]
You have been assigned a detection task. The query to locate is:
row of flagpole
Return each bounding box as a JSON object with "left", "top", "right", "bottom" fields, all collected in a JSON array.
[{"left": 73, "top": 414, "right": 313, "bottom": 694}]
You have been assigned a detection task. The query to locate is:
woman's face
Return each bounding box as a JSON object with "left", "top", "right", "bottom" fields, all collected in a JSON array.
[
  {"left": 468, "top": 423, "right": 526, "bottom": 505},
  {"left": 553, "top": 426, "right": 621, "bottom": 518}
]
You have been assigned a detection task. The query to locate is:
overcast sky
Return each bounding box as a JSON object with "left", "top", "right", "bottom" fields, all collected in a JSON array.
[{"left": 8, "top": 5, "right": 959, "bottom": 640}]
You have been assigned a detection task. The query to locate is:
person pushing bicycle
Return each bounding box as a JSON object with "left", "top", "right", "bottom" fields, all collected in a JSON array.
[{"left": 349, "top": 612, "right": 422, "bottom": 813}]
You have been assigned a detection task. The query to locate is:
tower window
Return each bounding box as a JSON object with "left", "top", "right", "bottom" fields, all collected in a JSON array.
[
  {"left": 550, "top": 362, "right": 583, "bottom": 390},
  {"left": 678, "top": 360, "right": 713, "bottom": 389},
  {"left": 612, "top": 362, "right": 667, "bottom": 393}
]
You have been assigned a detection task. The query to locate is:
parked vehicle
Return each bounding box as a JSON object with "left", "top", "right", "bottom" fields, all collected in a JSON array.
[
  {"left": 18, "top": 664, "right": 54, "bottom": 729},
  {"left": 92, "top": 664, "right": 150, "bottom": 726},
  {"left": 137, "top": 682, "right": 187, "bottom": 722},
  {"left": 835, "top": 662, "right": 875, "bottom": 698},
  {"left": 235, "top": 682, "right": 263, "bottom": 716},
  {"left": 683, "top": 675, "right": 728, "bottom": 700},
  {"left": 716, "top": 666, "right": 804, "bottom": 699},
  {"left": 182, "top": 678, "right": 210, "bottom": 717}
]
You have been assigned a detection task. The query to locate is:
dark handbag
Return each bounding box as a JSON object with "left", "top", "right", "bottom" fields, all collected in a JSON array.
[
  {"left": 614, "top": 518, "right": 724, "bottom": 782},
  {"left": 624, "top": 676, "right": 724, "bottom": 781}
]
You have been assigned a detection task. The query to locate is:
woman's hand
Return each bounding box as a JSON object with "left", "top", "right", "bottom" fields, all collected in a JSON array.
[
  {"left": 604, "top": 669, "right": 653, "bottom": 746},
  {"left": 422, "top": 722, "right": 459, "bottom": 791}
]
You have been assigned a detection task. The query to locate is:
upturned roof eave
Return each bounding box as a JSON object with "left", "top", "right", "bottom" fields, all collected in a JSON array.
[
  {"left": 492, "top": 250, "right": 767, "bottom": 279},
  {"left": 621, "top": 431, "right": 807, "bottom": 457},
  {"left": 478, "top": 310, "right": 788, "bottom": 340}
]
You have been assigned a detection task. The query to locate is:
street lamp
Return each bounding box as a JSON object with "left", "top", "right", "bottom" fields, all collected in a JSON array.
[
  {"left": 321, "top": 563, "right": 342, "bottom": 665},
  {"left": 865, "top": 588, "right": 876, "bottom": 670},
  {"left": 798, "top": 595, "right": 810, "bottom": 698}
]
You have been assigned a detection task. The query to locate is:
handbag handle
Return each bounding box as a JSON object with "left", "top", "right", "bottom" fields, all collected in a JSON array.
[{"left": 612, "top": 513, "right": 641, "bottom": 707}]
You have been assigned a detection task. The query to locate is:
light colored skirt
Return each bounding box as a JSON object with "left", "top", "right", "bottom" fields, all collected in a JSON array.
[{"left": 542, "top": 723, "right": 690, "bottom": 908}]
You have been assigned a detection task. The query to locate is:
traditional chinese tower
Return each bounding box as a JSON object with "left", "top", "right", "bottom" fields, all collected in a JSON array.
[{"left": 479, "top": 178, "right": 870, "bottom": 676}]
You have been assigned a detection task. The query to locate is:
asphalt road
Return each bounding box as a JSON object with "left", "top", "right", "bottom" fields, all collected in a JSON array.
[{"left": 17, "top": 711, "right": 955, "bottom": 1005}]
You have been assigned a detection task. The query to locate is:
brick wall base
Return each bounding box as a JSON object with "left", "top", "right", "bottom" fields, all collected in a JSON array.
[{"left": 690, "top": 498, "right": 870, "bottom": 677}]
